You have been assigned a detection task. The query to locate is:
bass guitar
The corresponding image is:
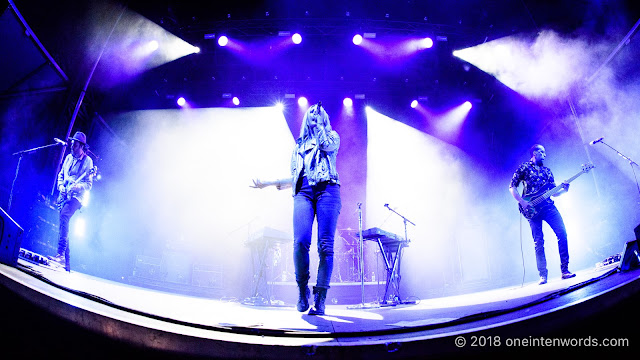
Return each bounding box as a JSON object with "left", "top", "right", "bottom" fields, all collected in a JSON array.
[
  {"left": 519, "top": 163, "right": 594, "bottom": 219},
  {"left": 56, "top": 166, "right": 97, "bottom": 209}
]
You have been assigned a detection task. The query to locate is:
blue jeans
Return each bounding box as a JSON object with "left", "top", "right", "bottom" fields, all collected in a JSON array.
[
  {"left": 528, "top": 204, "right": 569, "bottom": 277},
  {"left": 58, "top": 198, "right": 82, "bottom": 270},
  {"left": 58, "top": 198, "right": 82, "bottom": 255},
  {"left": 293, "top": 177, "right": 341, "bottom": 289}
]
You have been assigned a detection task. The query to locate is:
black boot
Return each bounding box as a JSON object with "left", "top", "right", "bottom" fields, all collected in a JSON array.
[
  {"left": 297, "top": 284, "right": 310, "bottom": 312},
  {"left": 308, "top": 287, "right": 327, "bottom": 316}
]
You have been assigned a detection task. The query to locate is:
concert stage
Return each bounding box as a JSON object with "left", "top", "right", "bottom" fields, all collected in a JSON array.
[{"left": 1, "top": 257, "right": 639, "bottom": 359}]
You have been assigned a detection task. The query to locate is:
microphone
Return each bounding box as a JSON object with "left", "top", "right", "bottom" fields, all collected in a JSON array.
[
  {"left": 589, "top": 137, "right": 603, "bottom": 145},
  {"left": 54, "top": 138, "right": 67, "bottom": 146},
  {"left": 384, "top": 203, "right": 390, "bottom": 209}
]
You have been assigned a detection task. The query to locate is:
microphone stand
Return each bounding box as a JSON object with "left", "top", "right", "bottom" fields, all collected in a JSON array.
[
  {"left": 385, "top": 204, "right": 416, "bottom": 247},
  {"left": 8, "top": 142, "right": 63, "bottom": 213},
  {"left": 597, "top": 140, "right": 640, "bottom": 201},
  {"left": 358, "top": 203, "right": 364, "bottom": 306},
  {"left": 347, "top": 202, "right": 377, "bottom": 309}
]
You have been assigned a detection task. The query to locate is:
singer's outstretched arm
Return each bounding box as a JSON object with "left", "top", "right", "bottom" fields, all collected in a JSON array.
[{"left": 251, "top": 178, "right": 293, "bottom": 190}]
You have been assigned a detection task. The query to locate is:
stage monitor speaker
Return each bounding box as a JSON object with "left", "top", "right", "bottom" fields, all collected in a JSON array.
[
  {"left": 0, "top": 206, "right": 24, "bottom": 267},
  {"left": 619, "top": 240, "right": 640, "bottom": 272}
]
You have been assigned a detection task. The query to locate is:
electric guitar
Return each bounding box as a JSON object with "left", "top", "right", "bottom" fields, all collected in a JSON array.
[
  {"left": 519, "top": 163, "right": 594, "bottom": 219},
  {"left": 56, "top": 166, "right": 97, "bottom": 209}
]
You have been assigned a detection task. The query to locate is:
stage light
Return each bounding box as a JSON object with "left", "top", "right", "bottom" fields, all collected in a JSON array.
[
  {"left": 421, "top": 37, "right": 434, "bottom": 49},
  {"left": 292, "top": 33, "right": 302, "bottom": 44},
  {"left": 463, "top": 101, "right": 472, "bottom": 110},
  {"left": 218, "top": 36, "right": 229, "bottom": 47},
  {"left": 177, "top": 97, "right": 186, "bottom": 106},
  {"left": 275, "top": 102, "right": 284, "bottom": 111},
  {"left": 73, "top": 217, "right": 86, "bottom": 238},
  {"left": 411, "top": 100, "right": 418, "bottom": 108},
  {"left": 232, "top": 97, "right": 240, "bottom": 106},
  {"left": 148, "top": 40, "right": 159, "bottom": 52},
  {"left": 298, "top": 96, "right": 308, "bottom": 107},
  {"left": 193, "top": 46, "right": 201, "bottom": 53},
  {"left": 353, "top": 34, "right": 363, "bottom": 45},
  {"left": 343, "top": 97, "right": 353, "bottom": 107}
]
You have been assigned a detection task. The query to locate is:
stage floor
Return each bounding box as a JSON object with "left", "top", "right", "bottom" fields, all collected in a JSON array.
[{"left": 1, "top": 258, "right": 638, "bottom": 358}]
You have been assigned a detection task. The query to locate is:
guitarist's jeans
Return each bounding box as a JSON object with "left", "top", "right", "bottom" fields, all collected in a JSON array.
[
  {"left": 293, "top": 177, "right": 341, "bottom": 290},
  {"left": 58, "top": 198, "right": 82, "bottom": 258},
  {"left": 528, "top": 205, "right": 569, "bottom": 277}
]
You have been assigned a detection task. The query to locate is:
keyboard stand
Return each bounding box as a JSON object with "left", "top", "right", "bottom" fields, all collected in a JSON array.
[{"left": 377, "top": 239, "right": 407, "bottom": 305}]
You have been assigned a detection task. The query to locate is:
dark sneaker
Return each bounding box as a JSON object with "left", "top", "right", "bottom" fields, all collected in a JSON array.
[
  {"left": 538, "top": 276, "right": 547, "bottom": 285},
  {"left": 561, "top": 272, "right": 576, "bottom": 279}
]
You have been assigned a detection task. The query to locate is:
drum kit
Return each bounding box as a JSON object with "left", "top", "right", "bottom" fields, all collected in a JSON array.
[
  {"left": 332, "top": 228, "right": 365, "bottom": 283},
  {"left": 246, "top": 227, "right": 370, "bottom": 285}
]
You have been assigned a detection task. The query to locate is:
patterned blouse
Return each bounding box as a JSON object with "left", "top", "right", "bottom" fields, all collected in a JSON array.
[{"left": 510, "top": 160, "right": 556, "bottom": 198}]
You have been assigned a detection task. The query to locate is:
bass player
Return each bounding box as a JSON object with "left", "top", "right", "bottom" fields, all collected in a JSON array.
[{"left": 509, "top": 144, "right": 576, "bottom": 285}]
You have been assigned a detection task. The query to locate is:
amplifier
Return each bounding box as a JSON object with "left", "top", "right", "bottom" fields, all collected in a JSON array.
[
  {"left": 192, "top": 263, "right": 224, "bottom": 289},
  {"left": 132, "top": 255, "right": 163, "bottom": 280}
]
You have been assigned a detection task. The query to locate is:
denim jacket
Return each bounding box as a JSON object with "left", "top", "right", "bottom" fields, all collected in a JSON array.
[{"left": 290, "top": 128, "right": 340, "bottom": 195}]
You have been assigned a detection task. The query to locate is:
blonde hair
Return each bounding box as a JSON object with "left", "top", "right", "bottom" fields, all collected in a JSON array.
[{"left": 299, "top": 103, "right": 332, "bottom": 140}]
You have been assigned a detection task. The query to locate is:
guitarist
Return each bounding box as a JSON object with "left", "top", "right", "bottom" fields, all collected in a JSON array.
[
  {"left": 509, "top": 144, "right": 576, "bottom": 285},
  {"left": 50, "top": 131, "right": 94, "bottom": 271}
]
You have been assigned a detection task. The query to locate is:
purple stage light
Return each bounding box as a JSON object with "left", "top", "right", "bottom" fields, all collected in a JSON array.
[
  {"left": 411, "top": 100, "right": 418, "bottom": 108},
  {"left": 353, "top": 34, "right": 363, "bottom": 45},
  {"left": 177, "top": 97, "right": 186, "bottom": 107},
  {"left": 218, "top": 36, "right": 229, "bottom": 47},
  {"left": 298, "top": 97, "right": 308, "bottom": 107},
  {"left": 232, "top": 97, "right": 240, "bottom": 106},
  {"left": 292, "top": 33, "right": 302, "bottom": 44},
  {"left": 421, "top": 37, "right": 434, "bottom": 49},
  {"left": 463, "top": 101, "right": 472, "bottom": 110},
  {"left": 343, "top": 97, "right": 353, "bottom": 107}
]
